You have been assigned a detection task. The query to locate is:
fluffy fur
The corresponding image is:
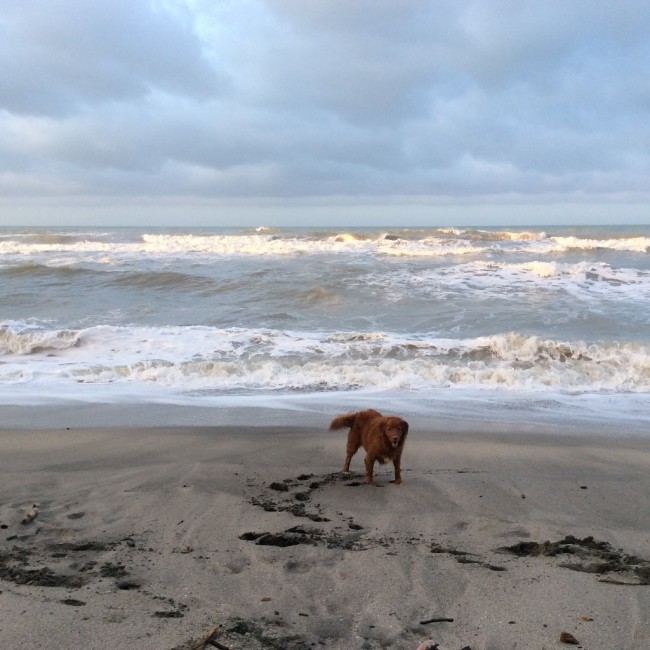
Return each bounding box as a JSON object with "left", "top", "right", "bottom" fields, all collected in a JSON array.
[{"left": 329, "top": 409, "right": 409, "bottom": 485}]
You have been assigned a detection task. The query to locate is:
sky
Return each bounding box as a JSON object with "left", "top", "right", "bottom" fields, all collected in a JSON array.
[{"left": 1, "top": 0, "right": 650, "bottom": 227}]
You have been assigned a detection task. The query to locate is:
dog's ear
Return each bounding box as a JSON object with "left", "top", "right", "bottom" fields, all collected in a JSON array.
[{"left": 400, "top": 420, "right": 409, "bottom": 436}]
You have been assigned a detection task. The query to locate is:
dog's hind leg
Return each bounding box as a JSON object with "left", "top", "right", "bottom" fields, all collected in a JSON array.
[{"left": 342, "top": 433, "right": 360, "bottom": 474}]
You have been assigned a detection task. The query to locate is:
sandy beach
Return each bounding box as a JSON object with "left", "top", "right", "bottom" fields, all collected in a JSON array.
[{"left": 1, "top": 419, "right": 649, "bottom": 649}]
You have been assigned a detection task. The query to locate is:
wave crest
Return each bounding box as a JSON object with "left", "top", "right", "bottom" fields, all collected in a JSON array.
[
  {"left": 1, "top": 227, "right": 648, "bottom": 259},
  {"left": 0, "top": 322, "right": 80, "bottom": 355},
  {"left": 2, "top": 324, "right": 649, "bottom": 395}
]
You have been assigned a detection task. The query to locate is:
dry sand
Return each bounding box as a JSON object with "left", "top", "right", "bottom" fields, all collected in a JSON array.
[{"left": 0, "top": 422, "right": 649, "bottom": 649}]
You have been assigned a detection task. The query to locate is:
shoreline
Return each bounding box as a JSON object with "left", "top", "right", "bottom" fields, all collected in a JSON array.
[
  {"left": 1, "top": 424, "right": 649, "bottom": 649},
  {"left": 2, "top": 392, "right": 650, "bottom": 438}
]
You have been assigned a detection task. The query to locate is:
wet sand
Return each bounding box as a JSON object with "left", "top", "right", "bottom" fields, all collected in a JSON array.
[{"left": 0, "top": 423, "right": 649, "bottom": 649}]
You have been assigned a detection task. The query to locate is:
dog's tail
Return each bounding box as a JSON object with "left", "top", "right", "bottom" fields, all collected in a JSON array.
[{"left": 329, "top": 412, "right": 357, "bottom": 431}]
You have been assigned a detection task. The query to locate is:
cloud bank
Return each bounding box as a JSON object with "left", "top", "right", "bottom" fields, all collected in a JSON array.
[{"left": 1, "top": 0, "right": 649, "bottom": 224}]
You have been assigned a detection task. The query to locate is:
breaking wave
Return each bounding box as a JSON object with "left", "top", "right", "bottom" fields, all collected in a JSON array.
[
  {"left": 0, "top": 322, "right": 81, "bottom": 355},
  {"left": 1, "top": 323, "right": 648, "bottom": 395},
  {"left": 367, "top": 260, "right": 650, "bottom": 304},
  {"left": 1, "top": 227, "right": 648, "bottom": 262}
]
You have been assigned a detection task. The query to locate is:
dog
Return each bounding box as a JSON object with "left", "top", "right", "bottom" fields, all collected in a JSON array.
[{"left": 329, "top": 409, "right": 409, "bottom": 485}]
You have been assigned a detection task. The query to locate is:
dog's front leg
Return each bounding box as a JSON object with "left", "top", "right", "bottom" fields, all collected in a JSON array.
[{"left": 393, "top": 456, "right": 403, "bottom": 485}]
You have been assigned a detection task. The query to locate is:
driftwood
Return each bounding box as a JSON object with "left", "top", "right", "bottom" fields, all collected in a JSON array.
[
  {"left": 184, "top": 626, "right": 230, "bottom": 650},
  {"left": 598, "top": 576, "right": 646, "bottom": 586},
  {"left": 21, "top": 504, "right": 39, "bottom": 525},
  {"left": 419, "top": 616, "right": 454, "bottom": 624}
]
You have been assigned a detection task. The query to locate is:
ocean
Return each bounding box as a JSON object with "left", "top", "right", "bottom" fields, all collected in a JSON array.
[{"left": 1, "top": 224, "right": 649, "bottom": 434}]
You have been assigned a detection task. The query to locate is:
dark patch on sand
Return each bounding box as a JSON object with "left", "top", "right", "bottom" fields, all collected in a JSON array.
[
  {"left": 100, "top": 562, "right": 129, "bottom": 578},
  {"left": 0, "top": 546, "right": 85, "bottom": 588},
  {"left": 172, "top": 617, "right": 311, "bottom": 650},
  {"left": 66, "top": 511, "right": 86, "bottom": 520},
  {"left": 243, "top": 471, "right": 406, "bottom": 553},
  {"left": 250, "top": 471, "right": 371, "bottom": 524},
  {"left": 268, "top": 482, "right": 289, "bottom": 492},
  {"left": 251, "top": 472, "right": 352, "bottom": 523},
  {"left": 249, "top": 495, "right": 330, "bottom": 522},
  {"left": 153, "top": 609, "right": 184, "bottom": 618},
  {"left": 240, "top": 524, "right": 367, "bottom": 551},
  {"left": 431, "top": 543, "right": 507, "bottom": 572},
  {"left": 54, "top": 540, "right": 109, "bottom": 552},
  {"left": 499, "top": 535, "right": 650, "bottom": 584},
  {"left": 1, "top": 533, "right": 157, "bottom": 602}
]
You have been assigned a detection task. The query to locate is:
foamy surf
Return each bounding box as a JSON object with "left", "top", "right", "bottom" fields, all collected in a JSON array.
[
  {"left": 1, "top": 322, "right": 649, "bottom": 397},
  {"left": 1, "top": 226, "right": 648, "bottom": 261}
]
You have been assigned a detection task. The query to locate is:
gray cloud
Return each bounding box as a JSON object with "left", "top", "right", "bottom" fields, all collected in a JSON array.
[
  {"left": 0, "top": 0, "right": 221, "bottom": 116},
  {"left": 1, "top": 0, "right": 650, "bottom": 223}
]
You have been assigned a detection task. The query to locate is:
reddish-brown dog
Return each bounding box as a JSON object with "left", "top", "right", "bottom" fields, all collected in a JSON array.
[{"left": 329, "top": 409, "right": 409, "bottom": 485}]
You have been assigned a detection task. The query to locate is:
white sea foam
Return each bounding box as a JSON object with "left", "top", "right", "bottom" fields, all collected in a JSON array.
[
  {"left": 502, "top": 230, "right": 547, "bottom": 241},
  {"left": 0, "top": 321, "right": 81, "bottom": 354},
  {"left": 549, "top": 235, "right": 650, "bottom": 254},
  {"left": 366, "top": 260, "right": 650, "bottom": 304},
  {"left": 1, "top": 322, "right": 649, "bottom": 401},
  {"left": 2, "top": 228, "right": 647, "bottom": 262}
]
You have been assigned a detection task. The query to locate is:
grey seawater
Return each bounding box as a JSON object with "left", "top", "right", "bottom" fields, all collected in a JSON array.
[
  {"left": 1, "top": 224, "right": 650, "bottom": 434},
  {"left": 1, "top": 224, "right": 648, "bottom": 339}
]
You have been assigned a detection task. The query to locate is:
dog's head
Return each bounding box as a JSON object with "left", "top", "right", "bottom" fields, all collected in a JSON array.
[{"left": 383, "top": 417, "right": 409, "bottom": 448}]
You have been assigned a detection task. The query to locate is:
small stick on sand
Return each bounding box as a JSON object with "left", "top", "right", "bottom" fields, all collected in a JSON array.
[
  {"left": 21, "top": 504, "right": 39, "bottom": 525},
  {"left": 419, "top": 617, "right": 454, "bottom": 624},
  {"left": 184, "top": 626, "right": 230, "bottom": 650},
  {"left": 597, "top": 576, "right": 646, "bottom": 586}
]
